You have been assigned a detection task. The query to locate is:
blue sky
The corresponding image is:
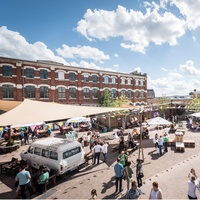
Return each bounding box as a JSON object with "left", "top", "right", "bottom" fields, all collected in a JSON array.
[{"left": 1, "top": 0, "right": 200, "bottom": 97}]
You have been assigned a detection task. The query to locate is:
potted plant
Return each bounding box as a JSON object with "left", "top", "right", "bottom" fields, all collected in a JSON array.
[{"left": 6, "top": 139, "right": 14, "bottom": 146}]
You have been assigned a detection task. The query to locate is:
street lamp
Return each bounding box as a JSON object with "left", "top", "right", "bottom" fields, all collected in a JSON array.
[{"left": 138, "top": 110, "right": 144, "bottom": 162}]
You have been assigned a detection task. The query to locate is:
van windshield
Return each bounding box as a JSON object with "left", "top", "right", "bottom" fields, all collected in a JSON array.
[{"left": 63, "top": 147, "right": 81, "bottom": 159}]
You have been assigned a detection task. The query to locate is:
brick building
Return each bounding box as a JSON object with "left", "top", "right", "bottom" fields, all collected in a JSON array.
[{"left": 0, "top": 56, "right": 147, "bottom": 106}]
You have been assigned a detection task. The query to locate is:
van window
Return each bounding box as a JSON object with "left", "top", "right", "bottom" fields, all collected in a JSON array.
[
  {"left": 63, "top": 147, "right": 81, "bottom": 159},
  {"left": 34, "top": 147, "right": 41, "bottom": 156},
  {"left": 42, "top": 149, "right": 50, "bottom": 158},
  {"left": 28, "top": 146, "right": 34, "bottom": 154},
  {"left": 50, "top": 151, "right": 58, "bottom": 160}
]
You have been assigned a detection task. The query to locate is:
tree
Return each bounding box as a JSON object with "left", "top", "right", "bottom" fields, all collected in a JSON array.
[
  {"left": 188, "top": 98, "right": 200, "bottom": 113},
  {"left": 99, "top": 89, "right": 113, "bottom": 107},
  {"left": 158, "top": 96, "right": 169, "bottom": 118}
]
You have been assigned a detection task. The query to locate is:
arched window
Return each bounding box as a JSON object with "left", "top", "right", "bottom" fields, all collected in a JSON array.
[
  {"left": 40, "top": 69, "right": 48, "bottom": 79},
  {"left": 83, "top": 74, "right": 89, "bottom": 82},
  {"left": 128, "top": 90, "right": 132, "bottom": 98},
  {"left": 40, "top": 86, "right": 49, "bottom": 98},
  {"left": 121, "top": 78, "right": 125, "bottom": 84},
  {"left": 25, "top": 86, "right": 35, "bottom": 98},
  {"left": 104, "top": 76, "right": 109, "bottom": 84},
  {"left": 111, "top": 89, "right": 117, "bottom": 98},
  {"left": 92, "top": 88, "right": 98, "bottom": 98},
  {"left": 58, "top": 71, "right": 65, "bottom": 80},
  {"left": 2, "top": 65, "right": 12, "bottom": 77},
  {"left": 69, "top": 72, "right": 76, "bottom": 82},
  {"left": 127, "top": 79, "right": 131, "bottom": 85},
  {"left": 69, "top": 88, "right": 76, "bottom": 99},
  {"left": 2, "top": 85, "right": 14, "bottom": 98},
  {"left": 121, "top": 90, "right": 126, "bottom": 97},
  {"left": 136, "top": 91, "right": 140, "bottom": 98},
  {"left": 83, "top": 88, "right": 90, "bottom": 99},
  {"left": 26, "top": 68, "right": 34, "bottom": 78},
  {"left": 58, "top": 87, "right": 66, "bottom": 99},
  {"left": 112, "top": 77, "right": 116, "bottom": 84},
  {"left": 92, "top": 75, "right": 98, "bottom": 82},
  {"left": 141, "top": 91, "right": 144, "bottom": 98}
]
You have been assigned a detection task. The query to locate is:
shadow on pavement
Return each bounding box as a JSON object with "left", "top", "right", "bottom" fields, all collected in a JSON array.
[{"left": 101, "top": 176, "right": 115, "bottom": 194}]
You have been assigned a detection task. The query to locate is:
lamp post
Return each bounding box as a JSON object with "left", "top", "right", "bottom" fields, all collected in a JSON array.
[{"left": 138, "top": 110, "right": 144, "bottom": 162}]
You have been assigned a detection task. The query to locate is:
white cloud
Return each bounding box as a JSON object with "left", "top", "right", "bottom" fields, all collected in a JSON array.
[
  {"left": 56, "top": 44, "right": 110, "bottom": 62},
  {"left": 0, "top": 26, "right": 66, "bottom": 64},
  {"left": 171, "top": 0, "right": 200, "bottom": 30},
  {"left": 114, "top": 53, "right": 118, "bottom": 57},
  {"left": 192, "top": 36, "right": 196, "bottom": 41},
  {"left": 131, "top": 67, "right": 142, "bottom": 73},
  {"left": 76, "top": 5, "right": 186, "bottom": 53},
  {"left": 161, "top": 67, "right": 168, "bottom": 71},
  {"left": 179, "top": 60, "right": 200, "bottom": 75}
]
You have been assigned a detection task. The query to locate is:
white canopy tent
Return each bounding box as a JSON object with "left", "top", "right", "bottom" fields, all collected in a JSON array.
[
  {"left": 146, "top": 117, "right": 172, "bottom": 125},
  {"left": 0, "top": 99, "right": 126, "bottom": 127},
  {"left": 191, "top": 112, "right": 200, "bottom": 118},
  {"left": 66, "top": 117, "right": 90, "bottom": 124}
]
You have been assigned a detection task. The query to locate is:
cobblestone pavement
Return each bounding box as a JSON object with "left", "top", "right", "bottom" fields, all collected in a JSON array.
[{"left": 0, "top": 123, "right": 200, "bottom": 199}]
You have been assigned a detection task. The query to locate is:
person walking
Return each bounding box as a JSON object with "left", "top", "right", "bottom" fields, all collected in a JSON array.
[
  {"left": 102, "top": 141, "right": 108, "bottom": 162},
  {"left": 163, "top": 133, "right": 168, "bottom": 153},
  {"left": 153, "top": 133, "right": 158, "bottom": 149},
  {"left": 136, "top": 159, "right": 143, "bottom": 187},
  {"left": 158, "top": 135, "right": 163, "bottom": 156},
  {"left": 15, "top": 165, "right": 34, "bottom": 199},
  {"left": 92, "top": 142, "right": 102, "bottom": 165},
  {"left": 126, "top": 181, "right": 142, "bottom": 199},
  {"left": 149, "top": 181, "right": 163, "bottom": 199},
  {"left": 114, "top": 158, "right": 124, "bottom": 193},
  {"left": 187, "top": 176, "right": 200, "bottom": 199},
  {"left": 123, "top": 161, "right": 134, "bottom": 191},
  {"left": 188, "top": 168, "right": 198, "bottom": 180}
]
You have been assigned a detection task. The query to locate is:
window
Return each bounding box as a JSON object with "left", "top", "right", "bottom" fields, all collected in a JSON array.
[
  {"left": 92, "top": 88, "right": 98, "bottom": 98},
  {"left": 42, "top": 149, "right": 50, "bottom": 158},
  {"left": 63, "top": 147, "right": 81, "bottom": 159},
  {"left": 26, "top": 68, "right": 34, "bottom": 78},
  {"left": 25, "top": 86, "right": 35, "bottom": 98},
  {"left": 40, "top": 86, "right": 49, "bottom": 98},
  {"left": 83, "top": 74, "right": 89, "bottom": 82},
  {"left": 34, "top": 147, "right": 41, "bottom": 156},
  {"left": 69, "top": 88, "right": 76, "bottom": 98},
  {"left": 121, "top": 90, "right": 126, "bottom": 97},
  {"left": 92, "top": 75, "right": 98, "bottom": 82},
  {"left": 104, "top": 76, "right": 109, "bottom": 84},
  {"left": 136, "top": 79, "right": 139, "bottom": 86},
  {"left": 40, "top": 69, "right": 48, "bottom": 79},
  {"left": 141, "top": 91, "right": 144, "bottom": 98},
  {"left": 69, "top": 72, "right": 76, "bottom": 81},
  {"left": 28, "top": 146, "right": 34, "bottom": 154},
  {"left": 2, "top": 65, "right": 12, "bottom": 77},
  {"left": 136, "top": 91, "right": 140, "bottom": 98},
  {"left": 140, "top": 80, "right": 144, "bottom": 86},
  {"left": 111, "top": 77, "right": 116, "bottom": 84},
  {"left": 127, "top": 79, "right": 131, "bottom": 85},
  {"left": 2, "top": 85, "right": 14, "bottom": 99},
  {"left": 128, "top": 90, "right": 132, "bottom": 98},
  {"left": 83, "top": 88, "right": 90, "bottom": 99},
  {"left": 58, "top": 87, "right": 66, "bottom": 99},
  {"left": 121, "top": 78, "right": 125, "bottom": 84},
  {"left": 111, "top": 89, "right": 117, "bottom": 98},
  {"left": 58, "top": 71, "right": 65, "bottom": 80},
  {"left": 50, "top": 151, "right": 58, "bottom": 160}
]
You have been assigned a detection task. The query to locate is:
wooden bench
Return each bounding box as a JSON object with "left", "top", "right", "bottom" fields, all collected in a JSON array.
[
  {"left": 184, "top": 140, "right": 195, "bottom": 148},
  {"left": 168, "top": 139, "right": 176, "bottom": 147},
  {"left": 0, "top": 157, "right": 20, "bottom": 175},
  {"left": 176, "top": 142, "right": 185, "bottom": 152}
]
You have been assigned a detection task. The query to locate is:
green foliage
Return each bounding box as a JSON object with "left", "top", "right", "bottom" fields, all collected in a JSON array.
[
  {"left": 158, "top": 96, "right": 169, "bottom": 117},
  {"left": 188, "top": 98, "right": 200, "bottom": 112}
]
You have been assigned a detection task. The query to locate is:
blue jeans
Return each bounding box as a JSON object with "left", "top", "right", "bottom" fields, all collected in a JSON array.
[
  {"left": 164, "top": 142, "right": 168, "bottom": 152},
  {"left": 93, "top": 152, "right": 100, "bottom": 164},
  {"left": 159, "top": 145, "right": 163, "bottom": 156},
  {"left": 103, "top": 153, "right": 107, "bottom": 161}
]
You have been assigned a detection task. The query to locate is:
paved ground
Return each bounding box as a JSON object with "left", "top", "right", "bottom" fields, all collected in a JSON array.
[{"left": 0, "top": 122, "right": 200, "bottom": 199}]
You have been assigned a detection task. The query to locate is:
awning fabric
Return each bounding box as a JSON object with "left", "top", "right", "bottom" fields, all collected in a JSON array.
[{"left": 0, "top": 99, "right": 126, "bottom": 127}]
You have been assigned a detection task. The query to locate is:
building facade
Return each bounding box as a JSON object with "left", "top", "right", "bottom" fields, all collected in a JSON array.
[{"left": 0, "top": 57, "right": 147, "bottom": 106}]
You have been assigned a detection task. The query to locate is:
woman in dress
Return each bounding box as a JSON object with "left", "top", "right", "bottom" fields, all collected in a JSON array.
[{"left": 149, "top": 181, "right": 163, "bottom": 199}]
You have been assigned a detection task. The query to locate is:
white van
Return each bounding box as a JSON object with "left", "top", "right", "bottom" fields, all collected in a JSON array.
[{"left": 20, "top": 137, "right": 85, "bottom": 176}]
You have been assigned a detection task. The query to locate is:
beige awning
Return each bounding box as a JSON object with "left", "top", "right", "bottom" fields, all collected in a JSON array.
[
  {"left": 0, "top": 99, "right": 127, "bottom": 127},
  {"left": 0, "top": 100, "right": 22, "bottom": 112}
]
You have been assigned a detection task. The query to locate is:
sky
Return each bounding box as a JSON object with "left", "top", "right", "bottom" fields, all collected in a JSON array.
[{"left": 0, "top": 0, "right": 200, "bottom": 97}]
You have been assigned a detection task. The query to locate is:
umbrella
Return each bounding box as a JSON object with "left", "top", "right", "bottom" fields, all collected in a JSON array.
[
  {"left": 66, "top": 117, "right": 90, "bottom": 124},
  {"left": 191, "top": 112, "right": 200, "bottom": 117},
  {"left": 146, "top": 117, "right": 172, "bottom": 125}
]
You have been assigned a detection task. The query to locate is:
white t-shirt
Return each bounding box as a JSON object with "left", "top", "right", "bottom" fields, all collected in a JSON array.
[
  {"left": 158, "top": 137, "right": 163, "bottom": 146},
  {"left": 93, "top": 145, "right": 102, "bottom": 153},
  {"left": 102, "top": 144, "right": 108, "bottom": 154},
  {"left": 150, "top": 190, "right": 158, "bottom": 199},
  {"left": 188, "top": 181, "right": 200, "bottom": 198}
]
